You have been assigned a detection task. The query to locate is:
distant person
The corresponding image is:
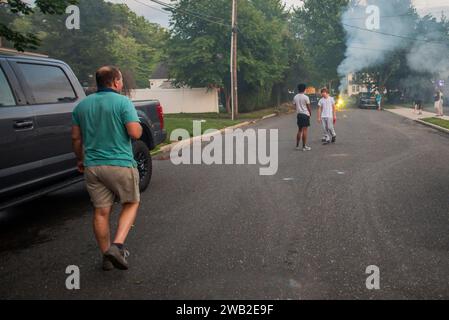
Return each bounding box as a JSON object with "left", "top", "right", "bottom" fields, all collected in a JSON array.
[
  {"left": 72, "top": 66, "right": 142, "bottom": 271},
  {"left": 434, "top": 89, "right": 444, "bottom": 117},
  {"left": 413, "top": 92, "right": 423, "bottom": 115},
  {"left": 375, "top": 90, "right": 382, "bottom": 111},
  {"left": 317, "top": 88, "right": 337, "bottom": 145},
  {"left": 293, "top": 84, "right": 312, "bottom": 151}
]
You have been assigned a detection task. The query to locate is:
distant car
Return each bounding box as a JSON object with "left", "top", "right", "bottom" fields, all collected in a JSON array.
[
  {"left": 358, "top": 92, "right": 377, "bottom": 109},
  {"left": 308, "top": 94, "right": 320, "bottom": 107}
]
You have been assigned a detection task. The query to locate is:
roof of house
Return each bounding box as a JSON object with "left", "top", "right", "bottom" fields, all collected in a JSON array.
[{"left": 151, "top": 63, "right": 169, "bottom": 79}]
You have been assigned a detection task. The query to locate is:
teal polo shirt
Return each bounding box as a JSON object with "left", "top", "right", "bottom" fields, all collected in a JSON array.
[{"left": 72, "top": 89, "right": 140, "bottom": 168}]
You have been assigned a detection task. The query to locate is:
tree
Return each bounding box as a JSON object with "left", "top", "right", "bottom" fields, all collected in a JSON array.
[
  {"left": 5, "top": 0, "right": 168, "bottom": 87},
  {"left": 166, "top": 0, "right": 292, "bottom": 113},
  {"left": 291, "top": 0, "right": 349, "bottom": 91},
  {"left": 0, "top": 0, "right": 78, "bottom": 51}
]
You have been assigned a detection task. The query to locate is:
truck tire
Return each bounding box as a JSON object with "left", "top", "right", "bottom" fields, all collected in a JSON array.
[{"left": 133, "top": 140, "right": 152, "bottom": 193}]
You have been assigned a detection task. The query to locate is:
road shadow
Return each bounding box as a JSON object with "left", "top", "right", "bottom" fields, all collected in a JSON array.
[{"left": 0, "top": 182, "right": 90, "bottom": 253}]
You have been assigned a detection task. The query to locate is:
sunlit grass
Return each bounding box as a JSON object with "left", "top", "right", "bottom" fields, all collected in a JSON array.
[{"left": 422, "top": 117, "right": 449, "bottom": 130}]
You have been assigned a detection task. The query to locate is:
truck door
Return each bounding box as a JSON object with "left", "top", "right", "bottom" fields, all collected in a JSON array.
[
  {"left": 9, "top": 60, "right": 80, "bottom": 182},
  {"left": 0, "top": 60, "right": 40, "bottom": 197}
]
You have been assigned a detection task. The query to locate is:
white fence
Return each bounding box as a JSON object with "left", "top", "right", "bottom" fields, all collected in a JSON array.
[{"left": 131, "top": 88, "right": 219, "bottom": 114}]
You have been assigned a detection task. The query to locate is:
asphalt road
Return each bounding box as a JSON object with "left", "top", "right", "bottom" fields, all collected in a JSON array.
[{"left": 1, "top": 107, "right": 449, "bottom": 299}]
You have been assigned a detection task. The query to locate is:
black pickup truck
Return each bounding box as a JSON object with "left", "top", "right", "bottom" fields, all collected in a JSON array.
[{"left": 0, "top": 52, "right": 166, "bottom": 210}]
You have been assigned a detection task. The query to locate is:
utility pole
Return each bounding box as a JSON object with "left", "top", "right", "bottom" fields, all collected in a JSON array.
[{"left": 230, "top": 0, "right": 238, "bottom": 120}]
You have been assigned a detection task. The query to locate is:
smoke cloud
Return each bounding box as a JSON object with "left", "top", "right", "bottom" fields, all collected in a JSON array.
[{"left": 338, "top": 0, "right": 449, "bottom": 93}]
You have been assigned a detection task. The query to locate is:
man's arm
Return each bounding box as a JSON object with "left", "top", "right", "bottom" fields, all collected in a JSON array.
[
  {"left": 71, "top": 125, "right": 84, "bottom": 173},
  {"left": 317, "top": 101, "right": 322, "bottom": 122},
  {"left": 126, "top": 122, "right": 143, "bottom": 140},
  {"left": 333, "top": 102, "right": 337, "bottom": 123}
]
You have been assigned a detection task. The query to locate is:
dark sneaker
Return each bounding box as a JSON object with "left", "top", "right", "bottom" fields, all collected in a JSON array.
[
  {"left": 331, "top": 136, "right": 337, "bottom": 143},
  {"left": 104, "top": 244, "right": 130, "bottom": 270},
  {"left": 323, "top": 140, "right": 330, "bottom": 145},
  {"left": 102, "top": 255, "right": 114, "bottom": 271}
]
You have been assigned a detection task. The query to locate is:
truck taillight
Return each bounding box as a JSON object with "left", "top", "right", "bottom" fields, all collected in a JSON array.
[{"left": 157, "top": 104, "right": 164, "bottom": 130}]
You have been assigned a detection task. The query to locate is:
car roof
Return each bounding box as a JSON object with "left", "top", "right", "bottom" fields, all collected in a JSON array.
[{"left": 0, "top": 52, "right": 66, "bottom": 66}]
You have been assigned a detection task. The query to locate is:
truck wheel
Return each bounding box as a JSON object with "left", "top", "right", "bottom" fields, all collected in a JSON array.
[{"left": 133, "top": 140, "right": 152, "bottom": 193}]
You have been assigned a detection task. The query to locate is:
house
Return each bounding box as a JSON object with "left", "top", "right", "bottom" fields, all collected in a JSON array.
[
  {"left": 149, "top": 63, "right": 173, "bottom": 89},
  {"left": 345, "top": 73, "right": 370, "bottom": 96}
]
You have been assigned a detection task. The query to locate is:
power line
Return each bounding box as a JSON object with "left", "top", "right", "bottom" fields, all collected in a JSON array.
[
  {"left": 347, "top": 45, "right": 392, "bottom": 52},
  {"left": 345, "top": 13, "right": 413, "bottom": 20},
  {"left": 150, "top": 0, "right": 226, "bottom": 22},
  {"left": 147, "top": 0, "right": 232, "bottom": 28},
  {"left": 344, "top": 6, "right": 449, "bottom": 20},
  {"left": 132, "top": 0, "right": 169, "bottom": 15},
  {"left": 342, "top": 23, "right": 448, "bottom": 46}
]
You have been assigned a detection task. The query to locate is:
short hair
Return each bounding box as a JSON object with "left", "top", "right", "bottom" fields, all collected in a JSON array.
[
  {"left": 96, "top": 66, "right": 122, "bottom": 88},
  {"left": 321, "top": 88, "right": 329, "bottom": 94},
  {"left": 297, "top": 84, "right": 307, "bottom": 93}
]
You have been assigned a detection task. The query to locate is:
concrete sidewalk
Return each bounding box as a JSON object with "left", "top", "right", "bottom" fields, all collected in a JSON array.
[
  {"left": 386, "top": 106, "right": 449, "bottom": 121},
  {"left": 386, "top": 106, "right": 449, "bottom": 135}
]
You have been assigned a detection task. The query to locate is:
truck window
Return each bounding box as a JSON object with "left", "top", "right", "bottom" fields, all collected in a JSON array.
[
  {"left": 17, "top": 63, "right": 76, "bottom": 104},
  {"left": 0, "top": 68, "right": 16, "bottom": 107}
]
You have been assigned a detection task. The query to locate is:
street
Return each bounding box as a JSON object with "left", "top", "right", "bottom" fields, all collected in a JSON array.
[{"left": 1, "top": 106, "right": 449, "bottom": 299}]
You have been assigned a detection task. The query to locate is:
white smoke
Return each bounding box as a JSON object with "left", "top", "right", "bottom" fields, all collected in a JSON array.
[
  {"left": 407, "top": 23, "right": 449, "bottom": 80},
  {"left": 337, "top": 0, "right": 449, "bottom": 92},
  {"left": 338, "top": 0, "right": 414, "bottom": 89}
]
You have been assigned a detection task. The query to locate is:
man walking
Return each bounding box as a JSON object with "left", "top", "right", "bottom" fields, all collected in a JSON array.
[
  {"left": 375, "top": 89, "right": 382, "bottom": 111},
  {"left": 435, "top": 89, "right": 444, "bottom": 117},
  {"left": 72, "top": 66, "right": 142, "bottom": 271},
  {"left": 294, "top": 84, "right": 312, "bottom": 151},
  {"left": 317, "top": 88, "right": 337, "bottom": 145}
]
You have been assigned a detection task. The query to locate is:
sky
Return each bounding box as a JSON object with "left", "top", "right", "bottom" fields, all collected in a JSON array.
[{"left": 111, "top": 0, "right": 449, "bottom": 27}]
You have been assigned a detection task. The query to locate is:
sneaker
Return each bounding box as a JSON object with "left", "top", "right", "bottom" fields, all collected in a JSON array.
[
  {"left": 302, "top": 146, "right": 312, "bottom": 151},
  {"left": 322, "top": 140, "right": 330, "bottom": 145},
  {"left": 104, "top": 244, "right": 130, "bottom": 270},
  {"left": 331, "top": 136, "right": 337, "bottom": 143},
  {"left": 295, "top": 146, "right": 301, "bottom": 151},
  {"left": 102, "top": 255, "right": 114, "bottom": 271}
]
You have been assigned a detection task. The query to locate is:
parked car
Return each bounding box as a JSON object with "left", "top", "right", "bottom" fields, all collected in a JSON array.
[
  {"left": 308, "top": 93, "right": 320, "bottom": 108},
  {"left": 0, "top": 52, "right": 166, "bottom": 210},
  {"left": 357, "top": 92, "right": 377, "bottom": 109}
]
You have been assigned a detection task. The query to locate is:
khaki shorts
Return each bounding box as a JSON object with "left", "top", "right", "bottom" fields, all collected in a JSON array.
[{"left": 84, "top": 166, "right": 140, "bottom": 208}]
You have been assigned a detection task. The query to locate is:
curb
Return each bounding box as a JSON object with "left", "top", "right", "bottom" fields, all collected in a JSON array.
[
  {"left": 384, "top": 108, "right": 449, "bottom": 135},
  {"left": 157, "top": 121, "right": 252, "bottom": 154},
  {"left": 415, "top": 119, "right": 449, "bottom": 135},
  {"left": 155, "top": 112, "right": 282, "bottom": 155},
  {"left": 261, "top": 113, "right": 277, "bottom": 120}
]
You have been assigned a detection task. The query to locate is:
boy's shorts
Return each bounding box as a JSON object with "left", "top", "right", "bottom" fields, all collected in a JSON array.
[
  {"left": 84, "top": 166, "right": 140, "bottom": 208},
  {"left": 297, "top": 113, "right": 310, "bottom": 128}
]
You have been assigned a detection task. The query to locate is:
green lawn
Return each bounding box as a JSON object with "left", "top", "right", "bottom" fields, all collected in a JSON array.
[
  {"left": 422, "top": 117, "right": 449, "bottom": 130},
  {"left": 163, "top": 107, "right": 289, "bottom": 143},
  {"left": 164, "top": 117, "right": 242, "bottom": 142},
  {"left": 150, "top": 106, "right": 292, "bottom": 155},
  {"left": 164, "top": 107, "right": 282, "bottom": 121}
]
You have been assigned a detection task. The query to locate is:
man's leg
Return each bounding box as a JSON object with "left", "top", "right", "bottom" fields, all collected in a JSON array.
[
  {"left": 327, "top": 118, "right": 337, "bottom": 142},
  {"left": 302, "top": 127, "right": 309, "bottom": 147},
  {"left": 93, "top": 207, "right": 112, "bottom": 253},
  {"left": 322, "top": 118, "right": 330, "bottom": 142},
  {"left": 296, "top": 128, "right": 303, "bottom": 148},
  {"left": 113, "top": 202, "right": 139, "bottom": 245}
]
